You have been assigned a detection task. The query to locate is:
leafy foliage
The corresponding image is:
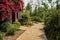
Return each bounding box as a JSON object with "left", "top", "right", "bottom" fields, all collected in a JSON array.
[
  {"left": 26, "top": 3, "right": 32, "bottom": 16},
  {"left": 48, "top": 0, "right": 52, "bottom": 3},
  {"left": 19, "top": 10, "right": 33, "bottom": 25},
  {"left": 13, "top": 22, "right": 21, "bottom": 30},
  {"left": 0, "top": 32, "right": 3, "bottom": 40},
  {"left": 0, "top": 21, "right": 10, "bottom": 32},
  {"left": 31, "top": 6, "right": 44, "bottom": 22},
  {"left": 6, "top": 24, "right": 16, "bottom": 35},
  {"left": 0, "top": 21, "right": 20, "bottom": 35},
  {"left": 43, "top": 0, "right": 60, "bottom": 40},
  {"left": 44, "top": 10, "right": 60, "bottom": 40},
  {"left": 26, "top": 3, "right": 32, "bottom": 11},
  {"left": 6, "top": 22, "right": 21, "bottom": 35}
]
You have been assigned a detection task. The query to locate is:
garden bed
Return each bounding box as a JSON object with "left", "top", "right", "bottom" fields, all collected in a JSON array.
[{"left": 3, "top": 29, "right": 25, "bottom": 40}]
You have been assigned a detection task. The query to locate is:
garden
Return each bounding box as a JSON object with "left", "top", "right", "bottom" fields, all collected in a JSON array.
[{"left": 0, "top": 0, "right": 60, "bottom": 40}]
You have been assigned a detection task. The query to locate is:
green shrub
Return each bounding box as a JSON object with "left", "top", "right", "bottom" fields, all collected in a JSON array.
[
  {"left": 6, "top": 24, "right": 16, "bottom": 35},
  {"left": 7, "top": 22, "right": 20, "bottom": 35},
  {"left": 0, "top": 21, "right": 10, "bottom": 32},
  {"left": 44, "top": 11, "right": 60, "bottom": 40},
  {"left": 7, "top": 22, "right": 21, "bottom": 35},
  {"left": 0, "top": 32, "right": 3, "bottom": 40},
  {"left": 13, "top": 22, "right": 21, "bottom": 30},
  {"left": 31, "top": 16, "right": 41, "bottom": 22},
  {"left": 19, "top": 11, "right": 33, "bottom": 25},
  {"left": 0, "top": 21, "right": 21, "bottom": 35},
  {"left": 13, "top": 22, "right": 20, "bottom": 26},
  {"left": 24, "top": 19, "right": 33, "bottom": 25}
]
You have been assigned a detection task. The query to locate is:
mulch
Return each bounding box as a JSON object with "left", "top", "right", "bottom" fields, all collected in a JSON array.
[{"left": 3, "top": 29, "right": 25, "bottom": 40}]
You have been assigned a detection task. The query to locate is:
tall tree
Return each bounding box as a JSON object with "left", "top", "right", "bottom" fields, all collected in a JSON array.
[
  {"left": 56, "top": 0, "right": 60, "bottom": 9},
  {"left": 26, "top": 2, "right": 32, "bottom": 15},
  {"left": 48, "top": 0, "right": 52, "bottom": 3}
]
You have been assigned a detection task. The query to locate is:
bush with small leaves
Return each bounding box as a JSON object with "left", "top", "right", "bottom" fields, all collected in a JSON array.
[
  {"left": 13, "top": 22, "right": 21, "bottom": 30},
  {"left": 44, "top": 10, "right": 60, "bottom": 40},
  {"left": 6, "top": 24, "right": 16, "bottom": 35},
  {"left": 7, "top": 22, "right": 21, "bottom": 35},
  {"left": 0, "top": 21, "right": 10, "bottom": 32},
  {"left": 31, "top": 16, "right": 41, "bottom": 22},
  {"left": 19, "top": 11, "right": 33, "bottom": 25},
  {"left": 0, "top": 32, "right": 3, "bottom": 40}
]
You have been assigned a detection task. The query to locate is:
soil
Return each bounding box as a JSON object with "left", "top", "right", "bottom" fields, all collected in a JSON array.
[{"left": 3, "top": 29, "right": 25, "bottom": 40}]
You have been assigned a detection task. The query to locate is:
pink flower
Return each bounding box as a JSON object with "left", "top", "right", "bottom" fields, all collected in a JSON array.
[
  {"left": 0, "top": 4, "right": 5, "bottom": 8},
  {"left": 0, "top": 0, "right": 24, "bottom": 21}
]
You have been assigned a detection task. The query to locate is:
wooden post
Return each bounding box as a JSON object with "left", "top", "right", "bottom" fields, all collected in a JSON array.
[{"left": 15, "top": 12, "right": 18, "bottom": 22}]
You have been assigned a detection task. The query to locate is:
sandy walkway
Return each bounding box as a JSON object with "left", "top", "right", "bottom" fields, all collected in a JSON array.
[{"left": 16, "top": 23, "right": 47, "bottom": 40}]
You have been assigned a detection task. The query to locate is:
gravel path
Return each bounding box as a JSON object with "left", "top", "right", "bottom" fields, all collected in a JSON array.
[{"left": 16, "top": 23, "right": 47, "bottom": 40}]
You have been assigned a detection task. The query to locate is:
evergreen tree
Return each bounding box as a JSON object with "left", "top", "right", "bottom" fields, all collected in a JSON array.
[{"left": 26, "top": 2, "right": 32, "bottom": 16}]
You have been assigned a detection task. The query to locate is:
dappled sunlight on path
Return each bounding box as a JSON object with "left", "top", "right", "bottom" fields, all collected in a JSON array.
[{"left": 16, "top": 23, "right": 47, "bottom": 40}]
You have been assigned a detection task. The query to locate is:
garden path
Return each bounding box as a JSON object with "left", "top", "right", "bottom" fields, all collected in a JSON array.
[{"left": 16, "top": 23, "right": 47, "bottom": 40}]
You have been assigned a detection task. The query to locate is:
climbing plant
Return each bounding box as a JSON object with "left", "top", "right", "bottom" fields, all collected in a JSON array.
[{"left": 0, "top": 0, "right": 24, "bottom": 21}]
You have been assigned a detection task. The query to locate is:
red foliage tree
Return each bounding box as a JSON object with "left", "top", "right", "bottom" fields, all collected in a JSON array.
[{"left": 0, "top": 0, "right": 24, "bottom": 21}]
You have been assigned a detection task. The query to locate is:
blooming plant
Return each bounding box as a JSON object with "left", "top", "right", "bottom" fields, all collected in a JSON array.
[{"left": 0, "top": 0, "right": 24, "bottom": 21}]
